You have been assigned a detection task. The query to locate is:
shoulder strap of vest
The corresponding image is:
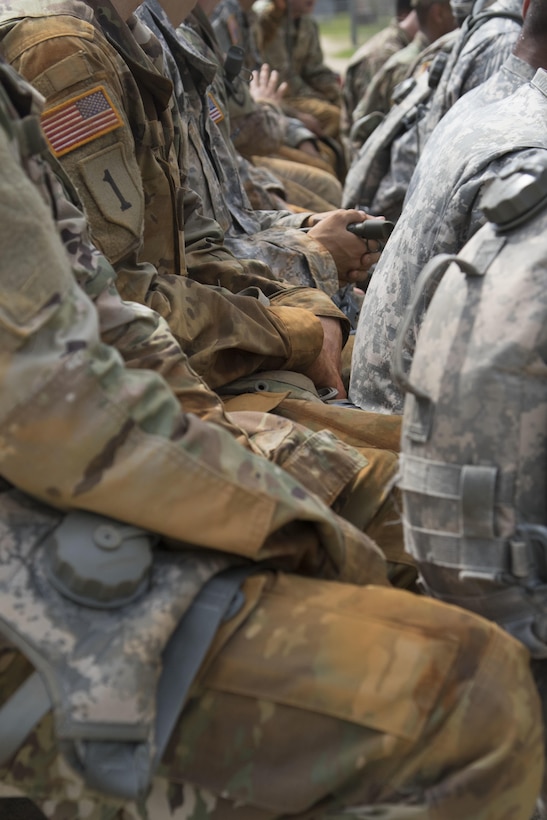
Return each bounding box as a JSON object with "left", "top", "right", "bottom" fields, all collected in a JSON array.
[{"left": 0, "top": 563, "right": 251, "bottom": 799}]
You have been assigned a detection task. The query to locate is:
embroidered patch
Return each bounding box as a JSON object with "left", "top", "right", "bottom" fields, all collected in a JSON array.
[
  {"left": 41, "top": 86, "right": 122, "bottom": 157},
  {"left": 207, "top": 92, "right": 225, "bottom": 124}
]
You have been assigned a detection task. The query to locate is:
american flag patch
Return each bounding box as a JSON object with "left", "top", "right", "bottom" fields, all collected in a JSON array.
[
  {"left": 207, "top": 92, "right": 224, "bottom": 124},
  {"left": 41, "top": 86, "right": 123, "bottom": 157}
]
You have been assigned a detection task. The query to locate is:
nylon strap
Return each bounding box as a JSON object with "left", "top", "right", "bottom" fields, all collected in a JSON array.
[
  {"left": 0, "top": 671, "right": 51, "bottom": 767},
  {"left": 0, "top": 565, "right": 251, "bottom": 796}
]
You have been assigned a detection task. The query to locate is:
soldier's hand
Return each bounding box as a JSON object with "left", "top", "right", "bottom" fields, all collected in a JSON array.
[
  {"left": 250, "top": 64, "right": 288, "bottom": 104},
  {"left": 303, "top": 316, "right": 346, "bottom": 399},
  {"left": 293, "top": 110, "right": 325, "bottom": 137},
  {"left": 307, "top": 209, "right": 382, "bottom": 285}
]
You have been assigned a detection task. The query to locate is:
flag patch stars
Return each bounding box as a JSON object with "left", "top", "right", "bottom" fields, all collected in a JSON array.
[{"left": 41, "top": 86, "right": 123, "bottom": 157}]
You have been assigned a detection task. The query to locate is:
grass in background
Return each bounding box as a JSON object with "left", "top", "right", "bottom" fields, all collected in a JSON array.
[{"left": 318, "top": 13, "right": 392, "bottom": 58}]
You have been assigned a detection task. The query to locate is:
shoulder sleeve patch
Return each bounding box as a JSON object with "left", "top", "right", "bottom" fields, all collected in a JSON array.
[
  {"left": 207, "top": 92, "right": 225, "bottom": 124},
  {"left": 77, "top": 141, "right": 144, "bottom": 242},
  {"left": 41, "top": 86, "right": 122, "bottom": 157}
]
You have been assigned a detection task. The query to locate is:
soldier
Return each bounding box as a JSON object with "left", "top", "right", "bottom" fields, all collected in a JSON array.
[
  {"left": 349, "top": 0, "right": 546, "bottom": 415},
  {"left": 348, "top": 0, "right": 523, "bottom": 224},
  {"left": 134, "top": 0, "right": 346, "bottom": 296},
  {"left": 0, "top": 57, "right": 543, "bottom": 820},
  {"left": 396, "top": 127, "right": 547, "bottom": 820},
  {"left": 209, "top": 0, "right": 343, "bottom": 193},
  {"left": 351, "top": 0, "right": 456, "bottom": 126},
  {"left": 253, "top": 0, "right": 344, "bottom": 149},
  {"left": 0, "top": 0, "right": 380, "bottom": 406},
  {"left": 343, "top": 0, "right": 417, "bottom": 125}
]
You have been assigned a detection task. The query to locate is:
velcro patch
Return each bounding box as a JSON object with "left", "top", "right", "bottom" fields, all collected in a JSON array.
[
  {"left": 41, "top": 86, "right": 122, "bottom": 157},
  {"left": 207, "top": 92, "right": 224, "bottom": 124}
]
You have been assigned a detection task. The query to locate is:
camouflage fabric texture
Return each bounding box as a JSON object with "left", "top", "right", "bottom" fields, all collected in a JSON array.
[
  {"left": 0, "top": 35, "right": 542, "bottom": 820},
  {"left": 0, "top": 0, "right": 351, "bottom": 390},
  {"left": 343, "top": 19, "right": 411, "bottom": 121},
  {"left": 341, "top": 31, "right": 455, "bottom": 218},
  {"left": 362, "top": 0, "right": 522, "bottom": 224},
  {"left": 398, "top": 159, "right": 547, "bottom": 656},
  {"left": 350, "top": 57, "right": 545, "bottom": 414},
  {"left": 253, "top": 0, "right": 342, "bottom": 138},
  {"left": 2, "top": 575, "right": 544, "bottom": 820},
  {"left": 0, "top": 49, "right": 543, "bottom": 820},
  {"left": 210, "top": 0, "right": 262, "bottom": 71},
  {"left": 351, "top": 31, "right": 430, "bottom": 124},
  {"left": 136, "top": 1, "right": 340, "bottom": 295}
]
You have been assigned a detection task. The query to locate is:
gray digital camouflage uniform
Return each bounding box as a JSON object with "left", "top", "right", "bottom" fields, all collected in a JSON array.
[
  {"left": 343, "top": 19, "right": 412, "bottom": 123},
  {"left": 352, "top": 31, "right": 430, "bottom": 125},
  {"left": 397, "top": 156, "right": 547, "bottom": 806},
  {"left": 364, "top": 0, "right": 523, "bottom": 223},
  {"left": 0, "top": 55, "right": 543, "bottom": 820},
  {"left": 349, "top": 56, "right": 542, "bottom": 414},
  {"left": 136, "top": 0, "right": 340, "bottom": 294},
  {"left": 341, "top": 30, "right": 456, "bottom": 219}
]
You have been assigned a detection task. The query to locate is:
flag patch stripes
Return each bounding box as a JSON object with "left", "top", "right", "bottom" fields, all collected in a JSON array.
[
  {"left": 41, "top": 86, "right": 123, "bottom": 157},
  {"left": 207, "top": 92, "right": 224, "bottom": 124}
]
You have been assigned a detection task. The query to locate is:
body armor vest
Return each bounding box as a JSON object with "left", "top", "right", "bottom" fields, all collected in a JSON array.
[{"left": 397, "top": 159, "right": 547, "bottom": 657}]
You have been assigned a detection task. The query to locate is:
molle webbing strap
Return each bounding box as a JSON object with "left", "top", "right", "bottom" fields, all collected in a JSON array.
[
  {"left": 0, "top": 672, "right": 51, "bottom": 768},
  {"left": 0, "top": 566, "right": 251, "bottom": 798}
]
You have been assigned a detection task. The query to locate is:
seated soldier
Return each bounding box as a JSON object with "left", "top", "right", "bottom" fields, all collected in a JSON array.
[
  {"left": 0, "top": 56, "right": 542, "bottom": 820},
  {"left": 253, "top": 0, "right": 347, "bottom": 178},
  {"left": 209, "top": 0, "right": 343, "bottom": 195},
  {"left": 343, "top": 0, "right": 418, "bottom": 126},
  {"left": 135, "top": 0, "right": 351, "bottom": 301},
  {"left": 0, "top": 0, "right": 379, "bottom": 408},
  {"left": 349, "top": 0, "right": 545, "bottom": 415},
  {"left": 351, "top": 0, "right": 455, "bottom": 127}
]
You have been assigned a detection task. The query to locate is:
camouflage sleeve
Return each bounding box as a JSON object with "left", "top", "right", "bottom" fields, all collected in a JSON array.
[
  {"left": 297, "top": 17, "right": 342, "bottom": 103},
  {"left": 229, "top": 97, "right": 284, "bottom": 157},
  {"left": 3, "top": 17, "right": 332, "bottom": 385},
  {"left": 0, "top": 120, "right": 383, "bottom": 579},
  {"left": 45, "top": 166, "right": 252, "bottom": 434}
]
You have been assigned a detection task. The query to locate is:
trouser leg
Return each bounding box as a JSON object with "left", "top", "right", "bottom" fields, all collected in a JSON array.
[
  {"left": 153, "top": 574, "right": 544, "bottom": 820},
  {"left": 272, "top": 399, "right": 416, "bottom": 586},
  {"left": 1, "top": 575, "right": 543, "bottom": 819}
]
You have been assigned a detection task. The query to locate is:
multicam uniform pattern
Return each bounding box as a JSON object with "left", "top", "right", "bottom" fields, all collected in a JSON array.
[
  {"left": 253, "top": 0, "right": 342, "bottom": 139},
  {"left": 0, "top": 0, "right": 350, "bottom": 389},
  {"left": 0, "top": 50, "right": 543, "bottom": 820},
  {"left": 350, "top": 57, "right": 544, "bottom": 414},
  {"left": 136, "top": 0, "right": 340, "bottom": 295}
]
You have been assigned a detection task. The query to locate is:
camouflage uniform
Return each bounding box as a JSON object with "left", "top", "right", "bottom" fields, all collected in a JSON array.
[
  {"left": 349, "top": 55, "right": 541, "bottom": 414},
  {"left": 366, "top": 0, "right": 522, "bottom": 223},
  {"left": 352, "top": 31, "right": 430, "bottom": 124},
  {"left": 208, "top": 0, "right": 342, "bottom": 197},
  {"left": 0, "top": 54, "right": 543, "bottom": 820},
  {"left": 210, "top": 0, "right": 262, "bottom": 71},
  {"left": 253, "top": 0, "right": 343, "bottom": 139},
  {"left": 341, "top": 30, "right": 456, "bottom": 218},
  {"left": 135, "top": 0, "right": 340, "bottom": 294},
  {"left": 343, "top": 19, "right": 412, "bottom": 123},
  {"left": 0, "top": 0, "right": 349, "bottom": 390}
]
